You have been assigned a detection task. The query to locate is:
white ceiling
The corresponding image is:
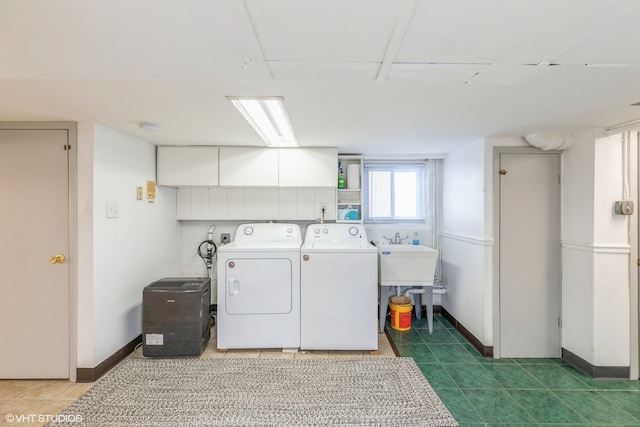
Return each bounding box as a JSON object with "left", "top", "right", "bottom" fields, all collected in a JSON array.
[{"left": 2, "top": 0, "right": 640, "bottom": 155}]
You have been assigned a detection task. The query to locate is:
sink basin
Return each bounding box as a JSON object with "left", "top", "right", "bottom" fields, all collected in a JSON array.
[{"left": 378, "top": 244, "right": 438, "bottom": 285}]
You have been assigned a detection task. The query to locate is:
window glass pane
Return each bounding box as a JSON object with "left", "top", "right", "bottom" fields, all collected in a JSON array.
[{"left": 394, "top": 171, "right": 417, "bottom": 218}]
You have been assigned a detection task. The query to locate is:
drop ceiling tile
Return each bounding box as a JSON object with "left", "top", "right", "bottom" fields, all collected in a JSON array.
[
  {"left": 553, "top": 5, "right": 640, "bottom": 65},
  {"left": 395, "top": 0, "right": 636, "bottom": 65},
  {"left": 245, "top": 0, "right": 404, "bottom": 62},
  {"left": 0, "top": 1, "right": 271, "bottom": 81}
]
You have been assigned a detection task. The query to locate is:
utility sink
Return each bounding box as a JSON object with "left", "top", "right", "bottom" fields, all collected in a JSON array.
[{"left": 378, "top": 244, "right": 438, "bottom": 285}]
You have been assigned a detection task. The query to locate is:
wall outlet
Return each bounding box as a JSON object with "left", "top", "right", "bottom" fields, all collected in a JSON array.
[
  {"left": 221, "top": 233, "right": 231, "bottom": 244},
  {"left": 613, "top": 200, "right": 634, "bottom": 215},
  {"left": 136, "top": 187, "right": 143, "bottom": 200},
  {"left": 106, "top": 202, "right": 119, "bottom": 218},
  {"left": 320, "top": 202, "right": 327, "bottom": 211}
]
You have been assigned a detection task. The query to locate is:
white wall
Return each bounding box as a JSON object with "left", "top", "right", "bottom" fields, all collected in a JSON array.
[
  {"left": 562, "top": 131, "right": 634, "bottom": 367},
  {"left": 441, "top": 138, "right": 489, "bottom": 343},
  {"left": 593, "top": 134, "right": 631, "bottom": 367},
  {"left": 561, "top": 131, "right": 596, "bottom": 362},
  {"left": 76, "top": 123, "right": 182, "bottom": 368},
  {"left": 76, "top": 123, "right": 95, "bottom": 367}
]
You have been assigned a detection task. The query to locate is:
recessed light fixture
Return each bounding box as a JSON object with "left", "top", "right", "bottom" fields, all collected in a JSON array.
[
  {"left": 227, "top": 96, "right": 299, "bottom": 147},
  {"left": 139, "top": 122, "right": 160, "bottom": 132}
]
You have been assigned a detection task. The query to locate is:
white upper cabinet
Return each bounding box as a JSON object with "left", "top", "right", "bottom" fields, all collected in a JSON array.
[
  {"left": 219, "top": 147, "right": 279, "bottom": 187},
  {"left": 157, "top": 146, "right": 219, "bottom": 186},
  {"left": 278, "top": 148, "right": 337, "bottom": 187},
  {"left": 159, "top": 146, "right": 337, "bottom": 188}
]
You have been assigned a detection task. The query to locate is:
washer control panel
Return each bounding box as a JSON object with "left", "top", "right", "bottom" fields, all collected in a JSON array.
[
  {"left": 234, "top": 223, "right": 302, "bottom": 243},
  {"left": 306, "top": 224, "right": 367, "bottom": 240}
]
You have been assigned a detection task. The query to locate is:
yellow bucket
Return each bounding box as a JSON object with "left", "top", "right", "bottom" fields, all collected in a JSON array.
[{"left": 389, "top": 295, "right": 413, "bottom": 331}]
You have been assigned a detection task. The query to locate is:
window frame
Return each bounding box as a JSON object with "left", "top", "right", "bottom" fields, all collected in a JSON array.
[{"left": 363, "top": 161, "right": 426, "bottom": 224}]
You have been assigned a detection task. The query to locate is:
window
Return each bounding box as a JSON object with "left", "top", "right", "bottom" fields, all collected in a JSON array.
[{"left": 363, "top": 162, "right": 426, "bottom": 223}]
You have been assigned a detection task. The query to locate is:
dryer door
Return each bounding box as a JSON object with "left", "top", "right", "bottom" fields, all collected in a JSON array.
[{"left": 224, "top": 258, "right": 292, "bottom": 315}]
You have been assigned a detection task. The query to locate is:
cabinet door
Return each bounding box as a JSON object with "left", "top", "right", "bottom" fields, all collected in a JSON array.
[
  {"left": 157, "top": 146, "right": 219, "bottom": 186},
  {"left": 219, "top": 147, "right": 279, "bottom": 186},
  {"left": 278, "top": 148, "right": 337, "bottom": 187}
]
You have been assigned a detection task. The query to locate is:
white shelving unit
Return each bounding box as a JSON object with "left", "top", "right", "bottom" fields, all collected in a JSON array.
[{"left": 337, "top": 155, "right": 363, "bottom": 223}]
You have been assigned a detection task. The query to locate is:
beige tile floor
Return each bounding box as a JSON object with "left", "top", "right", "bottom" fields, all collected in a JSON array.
[
  {"left": 130, "top": 332, "right": 396, "bottom": 360},
  {"left": 0, "top": 333, "right": 395, "bottom": 427}
]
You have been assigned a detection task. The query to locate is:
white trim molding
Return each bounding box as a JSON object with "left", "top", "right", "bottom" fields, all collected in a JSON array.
[
  {"left": 562, "top": 240, "right": 631, "bottom": 254},
  {"left": 440, "top": 231, "right": 494, "bottom": 246}
]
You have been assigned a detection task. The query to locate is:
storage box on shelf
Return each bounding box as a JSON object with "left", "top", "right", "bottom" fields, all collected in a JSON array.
[{"left": 337, "top": 155, "right": 363, "bottom": 223}]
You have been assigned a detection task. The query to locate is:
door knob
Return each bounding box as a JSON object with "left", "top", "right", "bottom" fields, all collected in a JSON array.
[{"left": 50, "top": 254, "right": 66, "bottom": 264}]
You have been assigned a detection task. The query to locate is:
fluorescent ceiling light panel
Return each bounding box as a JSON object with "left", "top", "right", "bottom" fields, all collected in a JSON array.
[{"left": 227, "top": 96, "right": 299, "bottom": 147}]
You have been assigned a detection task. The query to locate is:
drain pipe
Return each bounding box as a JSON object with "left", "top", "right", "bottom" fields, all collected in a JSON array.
[{"left": 403, "top": 288, "right": 425, "bottom": 306}]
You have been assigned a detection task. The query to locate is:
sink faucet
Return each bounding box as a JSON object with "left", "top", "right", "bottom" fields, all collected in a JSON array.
[{"left": 383, "top": 232, "right": 409, "bottom": 244}]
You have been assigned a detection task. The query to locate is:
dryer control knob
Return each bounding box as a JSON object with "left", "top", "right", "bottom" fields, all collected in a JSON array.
[
  {"left": 323, "top": 228, "right": 329, "bottom": 234},
  {"left": 287, "top": 227, "right": 293, "bottom": 234},
  {"left": 314, "top": 228, "right": 320, "bottom": 234},
  {"left": 349, "top": 226, "right": 359, "bottom": 236},
  {"left": 244, "top": 226, "right": 254, "bottom": 235},
  {"left": 303, "top": 255, "right": 310, "bottom": 261}
]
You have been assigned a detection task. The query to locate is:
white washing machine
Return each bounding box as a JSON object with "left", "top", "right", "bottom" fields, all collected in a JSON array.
[
  {"left": 217, "top": 223, "right": 301, "bottom": 349},
  {"left": 301, "top": 224, "right": 378, "bottom": 350}
]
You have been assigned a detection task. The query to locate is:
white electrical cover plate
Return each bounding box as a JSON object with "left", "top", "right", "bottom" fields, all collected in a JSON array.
[{"left": 106, "top": 202, "right": 119, "bottom": 218}]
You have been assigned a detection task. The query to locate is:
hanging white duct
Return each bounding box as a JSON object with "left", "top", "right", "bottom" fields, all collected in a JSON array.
[{"left": 524, "top": 132, "right": 577, "bottom": 151}]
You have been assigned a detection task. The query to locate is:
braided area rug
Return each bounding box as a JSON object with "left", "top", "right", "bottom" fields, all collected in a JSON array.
[{"left": 49, "top": 357, "right": 457, "bottom": 426}]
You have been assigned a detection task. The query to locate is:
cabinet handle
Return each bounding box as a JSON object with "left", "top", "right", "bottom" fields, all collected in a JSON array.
[{"left": 229, "top": 279, "right": 239, "bottom": 295}]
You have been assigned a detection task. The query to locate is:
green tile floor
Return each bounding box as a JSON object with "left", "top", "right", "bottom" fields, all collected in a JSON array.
[{"left": 386, "top": 314, "right": 640, "bottom": 426}]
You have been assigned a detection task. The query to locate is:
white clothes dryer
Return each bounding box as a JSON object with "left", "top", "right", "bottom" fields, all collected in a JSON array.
[
  {"left": 216, "top": 223, "right": 301, "bottom": 350},
  {"left": 301, "top": 224, "right": 378, "bottom": 350}
]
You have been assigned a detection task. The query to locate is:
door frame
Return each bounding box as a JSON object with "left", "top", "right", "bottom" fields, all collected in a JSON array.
[
  {"left": 632, "top": 131, "right": 639, "bottom": 379},
  {"left": 492, "top": 146, "right": 562, "bottom": 358},
  {"left": 0, "top": 122, "right": 77, "bottom": 381}
]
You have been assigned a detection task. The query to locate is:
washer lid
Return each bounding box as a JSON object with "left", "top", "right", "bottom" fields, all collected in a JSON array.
[{"left": 301, "top": 240, "right": 377, "bottom": 252}]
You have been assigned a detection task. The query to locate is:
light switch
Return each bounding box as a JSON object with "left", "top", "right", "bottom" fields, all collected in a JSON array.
[
  {"left": 136, "top": 187, "right": 143, "bottom": 200},
  {"left": 106, "top": 203, "right": 119, "bottom": 218}
]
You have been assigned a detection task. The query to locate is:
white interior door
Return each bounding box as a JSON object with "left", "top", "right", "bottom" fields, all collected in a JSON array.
[
  {"left": 0, "top": 129, "right": 70, "bottom": 378},
  {"left": 499, "top": 152, "right": 560, "bottom": 358}
]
